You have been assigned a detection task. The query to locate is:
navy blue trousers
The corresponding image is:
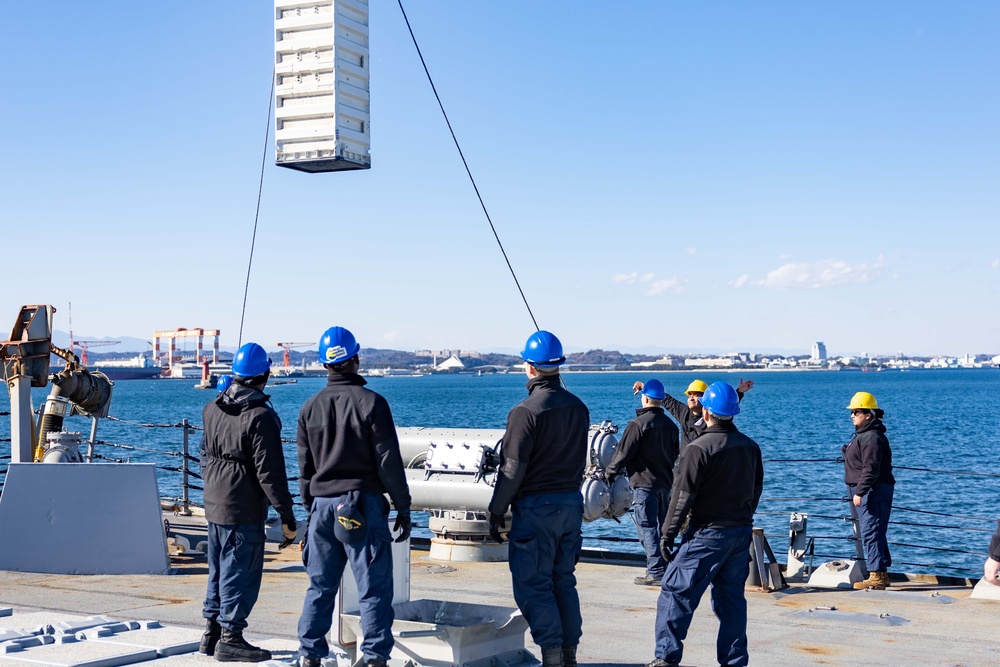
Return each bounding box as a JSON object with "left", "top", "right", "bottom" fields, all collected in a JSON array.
[
  {"left": 654, "top": 525, "right": 752, "bottom": 667},
  {"left": 633, "top": 487, "right": 671, "bottom": 578},
  {"left": 203, "top": 522, "right": 266, "bottom": 632},
  {"left": 297, "top": 493, "right": 395, "bottom": 662},
  {"left": 852, "top": 483, "right": 894, "bottom": 572},
  {"left": 508, "top": 491, "right": 584, "bottom": 650}
]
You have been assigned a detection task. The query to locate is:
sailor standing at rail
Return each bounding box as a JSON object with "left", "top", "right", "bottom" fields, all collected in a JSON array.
[
  {"left": 488, "top": 330, "right": 590, "bottom": 667},
  {"left": 200, "top": 343, "right": 297, "bottom": 662},
  {"left": 647, "top": 381, "right": 763, "bottom": 667},
  {"left": 843, "top": 391, "right": 895, "bottom": 590},
  {"left": 295, "top": 326, "right": 412, "bottom": 667},
  {"left": 603, "top": 379, "right": 680, "bottom": 586},
  {"left": 634, "top": 378, "right": 754, "bottom": 447}
]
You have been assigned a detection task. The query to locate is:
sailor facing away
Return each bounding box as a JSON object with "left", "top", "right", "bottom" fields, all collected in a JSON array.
[
  {"left": 296, "top": 326, "right": 412, "bottom": 667},
  {"left": 488, "top": 330, "right": 590, "bottom": 667},
  {"left": 200, "top": 343, "right": 297, "bottom": 663},
  {"left": 648, "top": 382, "right": 763, "bottom": 667},
  {"left": 604, "top": 378, "right": 680, "bottom": 586}
]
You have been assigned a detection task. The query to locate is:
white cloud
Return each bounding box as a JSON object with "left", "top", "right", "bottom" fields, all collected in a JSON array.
[
  {"left": 613, "top": 272, "right": 686, "bottom": 295},
  {"left": 991, "top": 259, "right": 999, "bottom": 270},
  {"left": 759, "top": 255, "right": 888, "bottom": 290},
  {"left": 382, "top": 331, "right": 400, "bottom": 342},
  {"left": 645, "top": 278, "right": 687, "bottom": 296},
  {"left": 686, "top": 247, "right": 697, "bottom": 256},
  {"left": 730, "top": 274, "right": 749, "bottom": 289},
  {"left": 612, "top": 272, "right": 640, "bottom": 284}
]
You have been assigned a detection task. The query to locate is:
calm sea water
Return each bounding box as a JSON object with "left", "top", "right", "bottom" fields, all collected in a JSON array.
[{"left": 3, "top": 369, "right": 998, "bottom": 577}]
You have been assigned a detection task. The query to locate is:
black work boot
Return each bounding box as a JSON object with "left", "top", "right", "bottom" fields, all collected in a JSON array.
[
  {"left": 200, "top": 618, "right": 221, "bottom": 656},
  {"left": 541, "top": 647, "right": 564, "bottom": 667},
  {"left": 562, "top": 645, "right": 577, "bottom": 667},
  {"left": 645, "top": 659, "right": 679, "bottom": 667},
  {"left": 214, "top": 630, "right": 272, "bottom": 662},
  {"left": 300, "top": 658, "right": 322, "bottom": 667},
  {"left": 365, "top": 661, "right": 387, "bottom": 667}
]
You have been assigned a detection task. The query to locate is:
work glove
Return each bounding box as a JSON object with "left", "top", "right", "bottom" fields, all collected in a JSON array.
[
  {"left": 660, "top": 536, "right": 677, "bottom": 563},
  {"left": 393, "top": 511, "right": 412, "bottom": 543},
  {"left": 278, "top": 516, "right": 297, "bottom": 550},
  {"left": 489, "top": 513, "right": 506, "bottom": 544},
  {"left": 299, "top": 516, "right": 309, "bottom": 551}
]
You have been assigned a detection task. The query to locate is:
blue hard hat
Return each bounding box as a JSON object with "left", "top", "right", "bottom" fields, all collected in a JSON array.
[
  {"left": 521, "top": 330, "right": 566, "bottom": 367},
  {"left": 217, "top": 375, "right": 233, "bottom": 393},
  {"left": 641, "top": 379, "right": 665, "bottom": 400},
  {"left": 232, "top": 343, "right": 272, "bottom": 378},
  {"left": 698, "top": 381, "right": 741, "bottom": 417},
  {"left": 319, "top": 326, "right": 360, "bottom": 366}
]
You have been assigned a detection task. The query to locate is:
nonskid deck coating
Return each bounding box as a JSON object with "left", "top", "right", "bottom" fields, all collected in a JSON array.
[{"left": 1, "top": 546, "right": 999, "bottom": 667}]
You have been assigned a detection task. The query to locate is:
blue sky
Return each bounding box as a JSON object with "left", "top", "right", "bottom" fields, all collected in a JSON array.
[{"left": 2, "top": 2, "right": 997, "bottom": 357}]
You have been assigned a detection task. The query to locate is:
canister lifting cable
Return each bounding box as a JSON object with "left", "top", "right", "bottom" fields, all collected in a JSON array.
[
  {"left": 237, "top": 71, "right": 275, "bottom": 348},
  {"left": 396, "top": 0, "right": 540, "bottom": 331}
]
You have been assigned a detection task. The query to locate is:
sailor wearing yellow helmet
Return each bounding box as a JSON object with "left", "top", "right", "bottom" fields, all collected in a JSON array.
[
  {"left": 843, "top": 391, "right": 895, "bottom": 590},
  {"left": 632, "top": 378, "right": 755, "bottom": 447}
]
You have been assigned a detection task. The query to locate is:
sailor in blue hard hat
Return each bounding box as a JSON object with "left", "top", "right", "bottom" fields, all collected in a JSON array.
[
  {"left": 296, "top": 326, "right": 412, "bottom": 667},
  {"left": 199, "top": 342, "right": 296, "bottom": 662},
  {"left": 648, "top": 381, "right": 762, "bottom": 667},
  {"left": 604, "top": 378, "right": 680, "bottom": 586},
  {"left": 489, "top": 330, "right": 590, "bottom": 667}
]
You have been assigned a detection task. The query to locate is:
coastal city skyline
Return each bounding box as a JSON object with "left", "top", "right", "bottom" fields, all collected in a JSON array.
[{"left": 3, "top": 2, "right": 998, "bottom": 356}]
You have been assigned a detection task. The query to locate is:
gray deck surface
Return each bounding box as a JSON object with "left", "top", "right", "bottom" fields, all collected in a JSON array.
[{"left": 1, "top": 544, "right": 999, "bottom": 667}]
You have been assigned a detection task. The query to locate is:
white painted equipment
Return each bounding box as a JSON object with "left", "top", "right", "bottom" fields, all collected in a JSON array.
[
  {"left": 807, "top": 559, "right": 866, "bottom": 589},
  {"left": 341, "top": 600, "right": 539, "bottom": 667},
  {"left": 0, "top": 463, "right": 170, "bottom": 575},
  {"left": 786, "top": 512, "right": 814, "bottom": 581},
  {"left": 274, "top": 0, "right": 371, "bottom": 172},
  {"left": 969, "top": 577, "right": 1000, "bottom": 600}
]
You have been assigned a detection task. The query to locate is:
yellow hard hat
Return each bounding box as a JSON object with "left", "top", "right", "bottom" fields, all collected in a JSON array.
[
  {"left": 685, "top": 380, "right": 709, "bottom": 396},
  {"left": 846, "top": 391, "right": 878, "bottom": 410}
]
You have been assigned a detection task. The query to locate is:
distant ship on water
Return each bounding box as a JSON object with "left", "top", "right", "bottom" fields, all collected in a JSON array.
[{"left": 89, "top": 354, "right": 162, "bottom": 380}]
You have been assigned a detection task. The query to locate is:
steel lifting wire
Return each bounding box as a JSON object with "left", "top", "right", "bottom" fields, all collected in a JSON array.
[
  {"left": 237, "top": 69, "right": 275, "bottom": 348},
  {"left": 396, "top": 0, "right": 539, "bottom": 331}
]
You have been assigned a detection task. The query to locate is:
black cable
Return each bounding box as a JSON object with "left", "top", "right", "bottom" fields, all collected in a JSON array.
[
  {"left": 893, "top": 464, "right": 1000, "bottom": 478},
  {"left": 238, "top": 69, "right": 275, "bottom": 348},
  {"left": 758, "top": 497, "right": 845, "bottom": 502},
  {"left": 396, "top": 0, "right": 539, "bottom": 330},
  {"left": 891, "top": 505, "right": 996, "bottom": 523},
  {"left": 889, "top": 519, "right": 994, "bottom": 533},
  {"left": 886, "top": 541, "right": 984, "bottom": 556},
  {"left": 762, "top": 458, "right": 839, "bottom": 463},
  {"left": 892, "top": 561, "right": 976, "bottom": 574}
]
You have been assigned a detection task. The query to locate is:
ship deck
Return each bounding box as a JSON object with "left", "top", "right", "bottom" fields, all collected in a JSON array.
[{"left": 1, "top": 541, "right": 999, "bottom": 667}]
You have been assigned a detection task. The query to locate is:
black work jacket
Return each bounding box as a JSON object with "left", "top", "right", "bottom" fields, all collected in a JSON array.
[
  {"left": 990, "top": 521, "right": 1000, "bottom": 561},
  {"left": 605, "top": 406, "right": 679, "bottom": 490},
  {"left": 842, "top": 417, "right": 894, "bottom": 497},
  {"left": 297, "top": 373, "right": 411, "bottom": 513},
  {"left": 662, "top": 421, "right": 763, "bottom": 541},
  {"left": 201, "top": 384, "right": 295, "bottom": 526},
  {"left": 488, "top": 375, "right": 589, "bottom": 515},
  {"left": 661, "top": 393, "right": 705, "bottom": 447}
]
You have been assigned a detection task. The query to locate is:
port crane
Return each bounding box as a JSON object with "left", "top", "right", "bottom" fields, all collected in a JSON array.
[
  {"left": 276, "top": 342, "right": 312, "bottom": 367},
  {"left": 74, "top": 340, "right": 120, "bottom": 366}
]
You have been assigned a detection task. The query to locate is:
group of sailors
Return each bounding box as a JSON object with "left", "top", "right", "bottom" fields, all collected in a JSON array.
[{"left": 195, "top": 326, "right": 1000, "bottom": 667}]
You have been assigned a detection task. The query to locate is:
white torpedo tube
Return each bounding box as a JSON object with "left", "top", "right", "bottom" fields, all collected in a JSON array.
[{"left": 398, "top": 422, "right": 632, "bottom": 562}]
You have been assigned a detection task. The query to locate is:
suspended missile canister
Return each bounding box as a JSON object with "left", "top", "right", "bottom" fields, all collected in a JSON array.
[{"left": 274, "top": 0, "right": 371, "bottom": 172}]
